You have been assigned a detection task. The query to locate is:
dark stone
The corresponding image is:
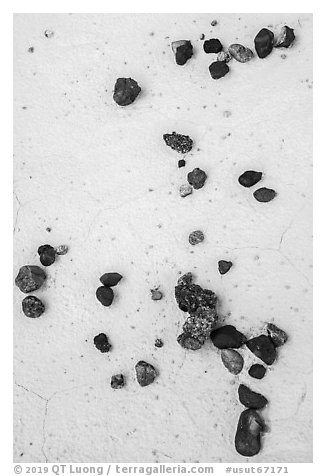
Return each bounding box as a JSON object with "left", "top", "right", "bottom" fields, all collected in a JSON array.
[
  {"left": 210, "top": 325, "right": 246, "bottom": 349},
  {"left": 228, "top": 44, "right": 254, "bottom": 63},
  {"left": 209, "top": 61, "right": 230, "bottom": 79},
  {"left": 238, "top": 384, "right": 268, "bottom": 409},
  {"left": 187, "top": 168, "right": 207, "bottom": 189},
  {"left": 135, "top": 361, "right": 157, "bottom": 386},
  {"left": 38, "top": 244, "right": 56, "bottom": 266},
  {"left": 246, "top": 334, "right": 276, "bottom": 365},
  {"left": 249, "top": 364, "right": 266, "bottom": 379},
  {"left": 151, "top": 288, "right": 163, "bottom": 300},
  {"left": 254, "top": 28, "right": 274, "bottom": 58},
  {"left": 154, "top": 338, "right": 164, "bottom": 348},
  {"left": 163, "top": 132, "right": 193, "bottom": 154},
  {"left": 274, "top": 26, "right": 295, "bottom": 48},
  {"left": 93, "top": 333, "right": 111, "bottom": 353},
  {"left": 253, "top": 187, "right": 277, "bottom": 202},
  {"left": 22, "top": 296, "right": 45, "bottom": 318},
  {"left": 178, "top": 159, "right": 186, "bottom": 168},
  {"left": 238, "top": 170, "right": 262, "bottom": 188},
  {"left": 177, "top": 332, "right": 202, "bottom": 350},
  {"left": 172, "top": 40, "right": 193, "bottom": 65},
  {"left": 203, "top": 38, "right": 223, "bottom": 54},
  {"left": 15, "top": 265, "right": 46, "bottom": 293},
  {"left": 100, "top": 272, "right": 122, "bottom": 287},
  {"left": 113, "top": 78, "right": 141, "bottom": 106},
  {"left": 235, "top": 409, "right": 265, "bottom": 457},
  {"left": 221, "top": 349, "right": 244, "bottom": 375},
  {"left": 111, "top": 374, "right": 124, "bottom": 389},
  {"left": 189, "top": 230, "right": 204, "bottom": 245},
  {"left": 218, "top": 260, "right": 233, "bottom": 275},
  {"left": 175, "top": 276, "right": 217, "bottom": 313},
  {"left": 266, "top": 323, "right": 288, "bottom": 347},
  {"left": 96, "top": 286, "right": 114, "bottom": 306}
]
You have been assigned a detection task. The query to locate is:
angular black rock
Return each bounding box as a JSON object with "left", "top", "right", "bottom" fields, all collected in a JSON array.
[
  {"left": 266, "top": 323, "right": 288, "bottom": 347},
  {"left": 100, "top": 272, "right": 123, "bottom": 287},
  {"left": 175, "top": 273, "right": 217, "bottom": 313},
  {"left": 238, "top": 170, "right": 262, "bottom": 188},
  {"left": 209, "top": 61, "right": 230, "bottom": 79},
  {"left": 111, "top": 374, "right": 124, "bottom": 389},
  {"left": 154, "top": 338, "right": 164, "bottom": 348},
  {"left": 254, "top": 28, "right": 274, "bottom": 58},
  {"left": 203, "top": 38, "right": 223, "bottom": 54},
  {"left": 253, "top": 187, "right": 277, "bottom": 202},
  {"left": 113, "top": 78, "right": 141, "bottom": 106},
  {"left": 210, "top": 325, "right": 246, "bottom": 349},
  {"left": 38, "top": 244, "right": 56, "bottom": 266},
  {"left": 96, "top": 286, "right": 114, "bottom": 306},
  {"left": 178, "top": 159, "right": 186, "bottom": 168},
  {"left": 187, "top": 168, "right": 207, "bottom": 189},
  {"left": 218, "top": 260, "right": 233, "bottom": 275},
  {"left": 22, "top": 295, "right": 45, "bottom": 318},
  {"left": 249, "top": 364, "right": 266, "bottom": 379},
  {"left": 135, "top": 361, "right": 157, "bottom": 386},
  {"left": 238, "top": 384, "right": 268, "bottom": 409},
  {"left": 171, "top": 40, "right": 193, "bottom": 65},
  {"left": 93, "top": 333, "right": 111, "bottom": 353},
  {"left": 246, "top": 335, "right": 276, "bottom": 365},
  {"left": 221, "top": 349, "right": 244, "bottom": 375},
  {"left": 274, "top": 26, "right": 295, "bottom": 48},
  {"left": 235, "top": 409, "right": 265, "bottom": 457},
  {"left": 15, "top": 265, "right": 46, "bottom": 293},
  {"left": 163, "top": 132, "right": 193, "bottom": 154},
  {"left": 177, "top": 332, "right": 202, "bottom": 350}
]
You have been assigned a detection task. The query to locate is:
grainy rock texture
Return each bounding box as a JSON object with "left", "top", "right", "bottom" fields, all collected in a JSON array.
[
  {"left": 221, "top": 349, "right": 244, "bottom": 375},
  {"left": 188, "top": 230, "right": 205, "bottom": 245},
  {"left": 135, "top": 361, "right": 157, "bottom": 387},
  {"left": 163, "top": 132, "right": 193, "bottom": 154},
  {"left": 15, "top": 265, "right": 46, "bottom": 293},
  {"left": 266, "top": 323, "right": 288, "bottom": 347},
  {"left": 113, "top": 78, "right": 141, "bottom": 106},
  {"left": 111, "top": 374, "right": 125, "bottom": 389},
  {"left": 22, "top": 296, "right": 45, "bottom": 318},
  {"left": 93, "top": 333, "right": 112, "bottom": 353},
  {"left": 228, "top": 44, "right": 254, "bottom": 63},
  {"left": 187, "top": 168, "right": 207, "bottom": 189}
]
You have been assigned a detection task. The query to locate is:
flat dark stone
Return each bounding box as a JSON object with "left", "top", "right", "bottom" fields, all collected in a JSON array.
[
  {"left": 266, "top": 322, "right": 288, "bottom": 347},
  {"left": 203, "top": 38, "right": 223, "bottom": 54},
  {"left": 218, "top": 260, "right": 233, "bottom": 275},
  {"left": 187, "top": 168, "right": 207, "bottom": 189},
  {"left": 209, "top": 61, "right": 230, "bottom": 79},
  {"left": 22, "top": 295, "right": 45, "bottom": 318},
  {"left": 100, "top": 272, "right": 123, "bottom": 287},
  {"left": 178, "top": 159, "right": 186, "bottom": 168},
  {"left": 238, "top": 384, "right": 268, "bottom": 409},
  {"left": 238, "top": 170, "right": 262, "bottom": 188},
  {"left": 96, "top": 286, "right": 114, "bottom": 306},
  {"left": 113, "top": 78, "right": 141, "bottom": 106},
  {"left": 163, "top": 132, "right": 193, "bottom": 154},
  {"left": 246, "top": 334, "right": 276, "bottom": 365},
  {"left": 235, "top": 409, "right": 265, "bottom": 457},
  {"left": 254, "top": 28, "right": 274, "bottom": 58},
  {"left": 253, "top": 187, "right": 277, "bottom": 202},
  {"left": 210, "top": 325, "right": 246, "bottom": 349},
  {"left": 15, "top": 265, "right": 46, "bottom": 293},
  {"left": 172, "top": 40, "right": 193, "bottom": 65},
  {"left": 274, "top": 26, "right": 295, "bottom": 48},
  {"left": 111, "top": 374, "right": 124, "bottom": 389},
  {"left": 38, "top": 244, "right": 56, "bottom": 266},
  {"left": 135, "top": 361, "right": 157, "bottom": 386},
  {"left": 93, "top": 333, "right": 111, "bottom": 353},
  {"left": 249, "top": 364, "right": 266, "bottom": 379}
]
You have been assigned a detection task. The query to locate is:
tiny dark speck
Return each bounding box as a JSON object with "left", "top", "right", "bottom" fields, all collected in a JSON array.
[
  {"left": 28, "top": 46, "right": 34, "bottom": 53},
  {"left": 46, "top": 227, "right": 52, "bottom": 232}
]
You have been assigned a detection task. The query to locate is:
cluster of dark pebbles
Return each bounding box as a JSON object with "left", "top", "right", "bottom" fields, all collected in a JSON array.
[
  {"left": 96, "top": 272, "right": 122, "bottom": 307},
  {"left": 238, "top": 170, "right": 277, "bottom": 203}
]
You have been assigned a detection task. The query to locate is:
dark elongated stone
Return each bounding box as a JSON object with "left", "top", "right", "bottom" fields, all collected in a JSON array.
[
  {"left": 96, "top": 286, "right": 114, "bottom": 306},
  {"left": 238, "top": 170, "right": 262, "bottom": 188},
  {"left": 187, "top": 168, "right": 207, "bottom": 189},
  {"left": 209, "top": 61, "right": 229, "bottom": 79},
  {"left": 246, "top": 335, "right": 276, "bottom": 365},
  {"left": 235, "top": 409, "right": 265, "bottom": 457},
  {"left": 210, "top": 325, "right": 246, "bottom": 349},
  {"left": 253, "top": 187, "right": 277, "bottom": 202},
  {"left": 218, "top": 260, "right": 233, "bottom": 275},
  {"left": 111, "top": 374, "right": 124, "bottom": 389},
  {"left": 254, "top": 28, "right": 274, "bottom": 58},
  {"left": 238, "top": 384, "right": 268, "bottom": 409},
  {"left": 177, "top": 332, "right": 202, "bottom": 350},
  {"left": 135, "top": 361, "right": 157, "bottom": 386},
  {"left": 163, "top": 132, "right": 193, "bottom": 154},
  {"left": 228, "top": 44, "right": 254, "bottom": 63},
  {"left": 38, "top": 244, "right": 56, "bottom": 266},
  {"left": 22, "top": 295, "right": 45, "bottom": 318},
  {"left": 221, "top": 349, "right": 244, "bottom": 375},
  {"left": 113, "top": 78, "right": 141, "bottom": 106},
  {"left": 100, "top": 272, "right": 123, "bottom": 287},
  {"left": 249, "top": 364, "right": 266, "bottom": 379},
  {"left": 15, "top": 265, "right": 46, "bottom": 293},
  {"left": 274, "top": 26, "right": 295, "bottom": 48},
  {"left": 93, "top": 333, "right": 111, "bottom": 353},
  {"left": 171, "top": 40, "right": 193, "bottom": 65},
  {"left": 203, "top": 38, "right": 223, "bottom": 54},
  {"left": 266, "top": 323, "right": 288, "bottom": 347}
]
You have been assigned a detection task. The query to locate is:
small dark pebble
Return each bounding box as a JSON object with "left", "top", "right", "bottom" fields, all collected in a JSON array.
[
  {"left": 274, "top": 26, "right": 295, "bottom": 48},
  {"left": 235, "top": 409, "right": 265, "bottom": 457},
  {"left": 187, "top": 168, "right": 207, "bottom": 189},
  {"left": 100, "top": 272, "right": 123, "bottom": 287},
  {"left": 209, "top": 61, "right": 230, "bottom": 80},
  {"left": 38, "top": 244, "right": 56, "bottom": 266},
  {"left": 238, "top": 384, "right": 268, "bottom": 409},
  {"left": 254, "top": 28, "right": 274, "bottom": 58},
  {"left": 15, "top": 265, "right": 46, "bottom": 293},
  {"left": 249, "top": 364, "right": 266, "bottom": 379},
  {"left": 200, "top": 34, "right": 205, "bottom": 40},
  {"left": 44, "top": 30, "right": 54, "bottom": 38},
  {"left": 28, "top": 46, "right": 34, "bottom": 53},
  {"left": 110, "top": 374, "right": 124, "bottom": 389},
  {"left": 22, "top": 296, "right": 45, "bottom": 318},
  {"left": 211, "top": 20, "right": 218, "bottom": 26},
  {"left": 266, "top": 323, "right": 288, "bottom": 347},
  {"left": 177, "top": 332, "right": 202, "bottom": 350},
  {"left": 246, "top": 334, "right": 276, "bottom": 365},
  {"left": 189, "top": 230, "right": 204, "bottom": 245},
  {"left": 96, "top": 286, "right": 114, "bottom": 307},
  {"left": 93, "top": 333, "right": 111, "bottom": 353},
  {"left": 113, "top": 78, "right": 141, "bottom": 106},
  {"left": 163, "top": 132, "right": 193, "bottom": 154},
  {"left": 178, "top": 159, "right": 186, "bottom": 168},
  {"left": 135, "top": 361, "right": 157, "bottom": 386},
  {"left": 203, "top": 38, "right": 223, "bottom": 54},
  {"left": 238, "top": 170, "right": 262, "bottom": 188},
  {"left": 151, "top": 288, "right": 163, "bottom": 300},
  {"left": 175, "top": 272, "right": 217, "bottom": 313},
  {"left": 253, "top": 187, "right": 277, "bottom": 203},
  {"left": 154, "top": 338, "right": 164, "bottom": 348},
  {"left": 218, "top": 260, "right": 233, "bottom": 275},
  {"left": 171, "top": 40, "right": 193, "bottom": 66},
  {"left": 210, "top": 325, "right": 246, "bottom": 349}
]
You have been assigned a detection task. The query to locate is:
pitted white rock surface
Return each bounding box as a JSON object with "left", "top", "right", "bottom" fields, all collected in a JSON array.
[{"left": 14, "top": 13, "right": 312, "bottom": 463}]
